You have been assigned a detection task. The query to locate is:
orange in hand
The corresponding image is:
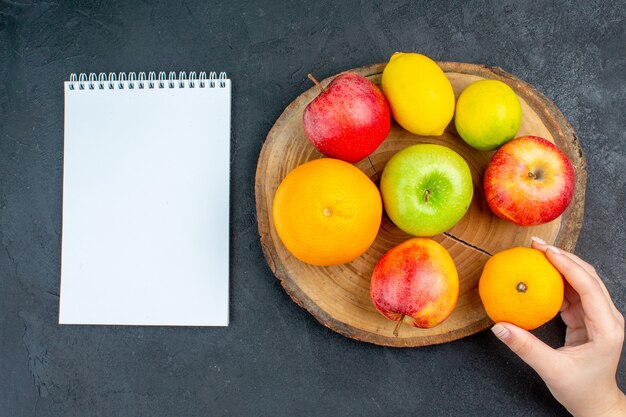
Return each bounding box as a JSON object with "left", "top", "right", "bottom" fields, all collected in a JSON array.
[
  {"left": 479, "top": 247, "right": 564, "bottom": 330},
  {"left": 272, "top": 158, "right": 382, "bottom": 266}
]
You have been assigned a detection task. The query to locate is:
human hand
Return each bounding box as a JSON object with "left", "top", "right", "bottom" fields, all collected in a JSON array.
[{"left": 490, "top": 237, "right": 626, "bottom": 417}]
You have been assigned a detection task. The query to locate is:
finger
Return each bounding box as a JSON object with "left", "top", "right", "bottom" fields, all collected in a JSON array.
[
  {"left": 560, "top": 282, "right": 589, "bottom": 332},
  {"left": 563, "top": 281, "right": 580, "bottom": 305},
  {"left": 562, "top": 325, "right": 588, "bottom": 347},
  {"left": 530, "top": 239, "right": 622, "bottom": 335},
  {"left": 531, "top": 240, "right": 617, "bottom": 317},
  {"left": 531, "top": 238, "right": 616, "bottom": 310},
  {"left": 552, "top": 249, "right": 615, "bottom": 307},
  {"left": 545, "top": 248, "right": 617, "bottom": 333},
  {"left": 561, "top": 251, "right": 597, "bottom": 276},
  {"left": 560, "top": 302, "right": 586, "bottom": 330},
  {"left": 531, "top": 238, "right": 597, "bottom": 275},
  {"left": 531, "top": 238, "right": 596, "bottom": 275},
  {"left": 563, "top": 254, "right": 620, "bottom": 313},
  {"left": 492, "top": 323, "right": 559, "bottom": 378},
  {"left": 530, "top": 236, "right": 551, "bottom": 253}
]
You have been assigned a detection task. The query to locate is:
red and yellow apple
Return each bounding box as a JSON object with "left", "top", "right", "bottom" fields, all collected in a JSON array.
[
  {"left": 302, "top": 72, "right": 391, "bottom": 163},
  {"left": 370, "top": 238, "right": 459, "bottom": 335},
  {"left": 484, "top": 136, "right": 575, "bottom": 225}
]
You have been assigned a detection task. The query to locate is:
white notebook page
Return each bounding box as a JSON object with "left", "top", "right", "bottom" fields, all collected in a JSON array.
[{"left": 60, "top": 75, "right": 230, "bottom": 326}]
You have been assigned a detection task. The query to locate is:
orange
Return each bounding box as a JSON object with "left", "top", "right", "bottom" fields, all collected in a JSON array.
[
  {"left": 478, "top": 247, "right": 564, "bottom": 330},
  {"left": 272, "top": 158, "right": 382, "bottom": 266}
]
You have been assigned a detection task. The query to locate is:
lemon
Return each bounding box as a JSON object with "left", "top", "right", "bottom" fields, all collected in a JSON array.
[
  {"left": 454, "top": 79, "right": 522, "bottom": 150},
  {"left": 381, "top": 53, "right": 455, "bottom": 136}
]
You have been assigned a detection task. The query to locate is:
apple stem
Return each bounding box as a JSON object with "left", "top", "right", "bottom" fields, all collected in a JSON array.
[
  {"left": 393, "top": 314, "right": 405, "bottom": 337},
  {"left": 424, "top": 189, "right": 431, "bottom": 204},
  {"left": 528, "top": 171, "right": 536, "bottom": 179},
  {"left": 307, "top": 73, "right": 325, "bottom": 93}
]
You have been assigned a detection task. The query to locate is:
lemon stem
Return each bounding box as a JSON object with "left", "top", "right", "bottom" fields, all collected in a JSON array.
[
  {"left": 393, "top": 314, "right": 405, "bottom": 337},
  {"left": 307, "top": 74, "right": 325, "bottom": 93}
]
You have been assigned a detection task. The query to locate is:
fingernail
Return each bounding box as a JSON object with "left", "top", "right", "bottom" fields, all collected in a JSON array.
[
  {"left": 491, "top": 324, "right": 510, "bottom": 341},
  {"left": 546, "top": 246, "right": 561, "bottom": 255},
  {"left": 531, "top": 236, "right": 546, "bottom": 244}
]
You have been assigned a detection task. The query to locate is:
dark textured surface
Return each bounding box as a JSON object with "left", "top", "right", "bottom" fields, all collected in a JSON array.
[{"left": 0, "top": 0, "right": 624, "bottom": 416}]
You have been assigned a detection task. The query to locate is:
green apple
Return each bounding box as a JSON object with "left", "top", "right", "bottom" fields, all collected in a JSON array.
[{"left": 380, "top": 144, "right": 473, "bottom": 236}]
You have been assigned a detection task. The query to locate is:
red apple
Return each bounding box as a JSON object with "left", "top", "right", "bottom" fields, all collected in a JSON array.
[
  {"left": 484, "top": 136, "right": 575, "bottom": 226},
  {"left": 302, "top": 72, "right": 391, "bottom": 163},
  {"left": 370, "top": 238, "right": 459, "bottom": 335}
]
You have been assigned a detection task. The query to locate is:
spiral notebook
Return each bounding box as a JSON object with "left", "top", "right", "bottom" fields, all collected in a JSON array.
[{"left": 59, "top": 71, "right": 230, "bottom": 326}]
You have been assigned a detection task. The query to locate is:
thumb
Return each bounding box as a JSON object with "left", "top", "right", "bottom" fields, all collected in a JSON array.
[{"left": 491, "top": 322, "right": 558, "bottom": 377}]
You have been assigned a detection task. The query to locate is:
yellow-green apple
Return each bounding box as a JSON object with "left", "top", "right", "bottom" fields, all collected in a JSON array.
[
  {"left": 370, "top": 238, "right": 459, "bottom": 335},
  {"left": 380, "top": 144, "right": 474, "bottom": 236},
  {"left": 302, "top": 73, "right": 391, "bottom": 163},
  {"left": 484, "top": 136, "right": 575, "bottom": 225}
]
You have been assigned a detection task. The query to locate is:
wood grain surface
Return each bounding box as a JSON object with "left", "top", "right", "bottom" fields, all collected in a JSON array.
[{"left": 255, "top": 62, "right": 587, "bottom": 347}]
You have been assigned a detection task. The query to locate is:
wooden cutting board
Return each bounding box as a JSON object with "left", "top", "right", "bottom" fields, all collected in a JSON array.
[{"left": 255, "top": 62, "right": 587, "bottom": 347}]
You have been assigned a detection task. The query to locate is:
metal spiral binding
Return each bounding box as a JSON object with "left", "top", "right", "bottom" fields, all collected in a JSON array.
[{"left": 67, "top": 71, "right": 228, "bottom": 90}]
